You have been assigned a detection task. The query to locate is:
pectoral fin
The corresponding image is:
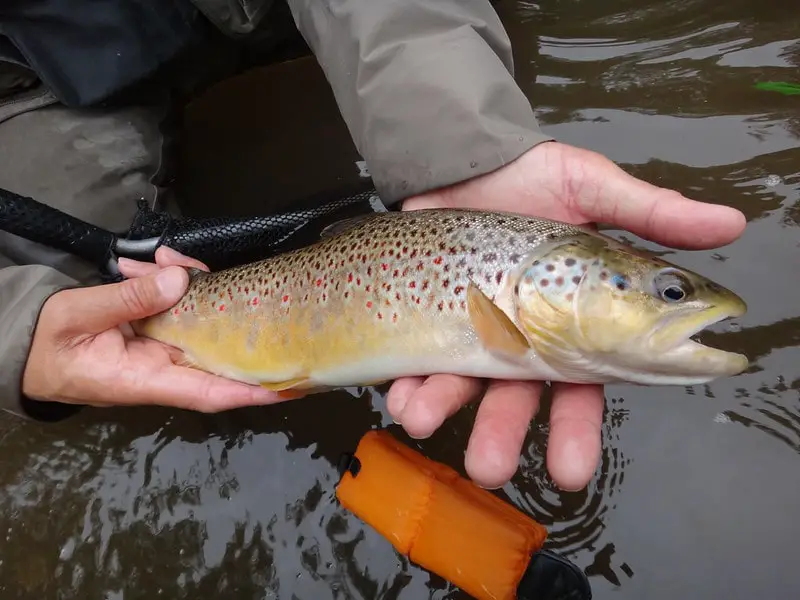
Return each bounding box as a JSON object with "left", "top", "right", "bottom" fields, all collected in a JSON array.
[
  {"left": 467, "top": 282, "right": 531, "bottom": 361},
  {"left": 260, "top": 376, "right": 313, "bottom": 400}
]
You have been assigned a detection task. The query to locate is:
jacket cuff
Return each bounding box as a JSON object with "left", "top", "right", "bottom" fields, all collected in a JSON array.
[
  {"left": 0, "top": 265, "right": 83, "bottom": 422},
  {"left": 287, "top": 0, "right": 554, "bottom": 205}
]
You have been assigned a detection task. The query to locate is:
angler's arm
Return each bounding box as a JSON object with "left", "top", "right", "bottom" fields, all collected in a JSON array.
[
  {"left": 285, "top": 0, "right": 553, "bottom": 205},
  {"left": 0, "top": 258, "right": 82, "bottom": 421}
]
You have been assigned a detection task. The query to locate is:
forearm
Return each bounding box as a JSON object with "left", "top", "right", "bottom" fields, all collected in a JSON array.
[
  {"left": 286, "top": 0, "right": 553, "bottom": 205},
  {"left": 0, "top": 258, "right": 82, "bottom": 421}
]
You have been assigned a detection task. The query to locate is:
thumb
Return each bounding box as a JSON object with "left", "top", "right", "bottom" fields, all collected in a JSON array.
[{"left": 68, "top": 266, "right": 189, "bottom": 335}]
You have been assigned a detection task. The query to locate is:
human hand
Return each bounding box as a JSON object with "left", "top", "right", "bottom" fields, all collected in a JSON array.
[
  {"left": 22, "top": 246, "right": 281, "bottom": 411},
  {"left": 389, "top": 141, "right": 747, "bottom": 491}
]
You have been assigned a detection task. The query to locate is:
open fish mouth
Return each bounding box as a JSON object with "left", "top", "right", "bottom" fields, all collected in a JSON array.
[{"left": 657, "top": 304, "right": 749, "bottom": 373}]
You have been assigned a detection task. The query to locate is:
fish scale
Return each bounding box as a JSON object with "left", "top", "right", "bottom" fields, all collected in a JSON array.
[
  {"left": 137, "top": 210, "right": 585, "bottom": 388},
  {"left": 133, "top": 208, "right": 749, "bottom": 391}
]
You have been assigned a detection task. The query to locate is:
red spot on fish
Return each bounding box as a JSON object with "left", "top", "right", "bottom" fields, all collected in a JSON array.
[
  {"left": 323, "top": 293, "right": 327, "bottom": 301},
  {"left": 460, "top": 301, "right": 466, "bottom": 310},
  {"left": 365, "top": 284, "right": 372, "bottom": 292},
  {"left": 211, "top": 301, "right": 216, "bottom": 308},
  {"left": 437, "top": 301, "right": 444, "bottom": 311},
  {"left": 367, "top": 266, "right": 373, "bottom": 276},
  {"left": 443, "top": 279, "right": 450, "bottom": 288},
  {"left": 348, "top": 273, "right": 353, "bottom": 282},
  {"left": 433, "top": 257, "right": 443, "bottom": 265},
  {"left": 392, "top": 313, "right": 398, "bottom": 323},
  {"left": 416, "top": 262, "right": 424, "bottom": 271},
  {"left": 316, "top": 278, "right": 323, "bottom": 287},
  {"left": 454, "top": 285, "right": 464, "bottom": 295},
  {"left": 496, "top": 271, "right": 504, "bottom": 284},
  {"left": 410, "top": 249, "right": 418, "bottom": 259},
  {"left": 382, "top": 263, "right": 389, "bottom": 271},
  {"left": 219, "top": 304, "right": 226, "bottom": 312},
  {"left": 402, "top": 267, "right": 409, "bottom": 277},
  {"left": 366, "top": 301, "right": 373, "bottom": 309},
  {"left": 282, "top": 295, "right": 289, "bottom": 302},
  {"left": 395, "top": 292, "right": 401, "bottom": 301},
  {"left": 252, "top": 297, "right": 259, "bottom": 306},
  {"left": 377, "top": 312, "right": 383, "bottom": 320},
  {"left": 173, "top": 308, "right": 180, "bottom": 316},
  {"left": 415, "top": 297, "right": 421, "bottom": 305},
  {"left": 345, "top": 291, "right": 350, "bottom": 298},
  {"left": 402, "top": 246, "right": 409, "bottom": 254},
  {"left": 393, "top": 269, "right": 399, "bottom": 278},
  {"left": 357, "top": 277, "right": 362, "bottom": 286},
  {"left": 448, "top": 301, "right": 454, "bottom": 310}
]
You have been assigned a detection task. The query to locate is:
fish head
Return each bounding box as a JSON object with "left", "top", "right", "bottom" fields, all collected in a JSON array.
[{"left": 512, "top": 233, "right": 749, "bottom": 385}]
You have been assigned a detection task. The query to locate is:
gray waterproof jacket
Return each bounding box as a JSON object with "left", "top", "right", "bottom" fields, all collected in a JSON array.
[{"left": 0, "top": 0, "right": 552, "bottom": 419}]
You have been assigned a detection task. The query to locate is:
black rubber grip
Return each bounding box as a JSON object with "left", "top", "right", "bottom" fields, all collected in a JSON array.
[
  {"left": 138, "top": 189, "right": 383, "bottom": 270},
  {"left": 0, "top": 187, "right": 116, "bottom": 265}
]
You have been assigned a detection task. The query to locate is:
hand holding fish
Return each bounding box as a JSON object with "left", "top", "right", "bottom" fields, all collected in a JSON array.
[
  {"left": 389, "top": 140, "right": 748, "bottom": 491},
  {"left": 21, "top": 247, "right": 282, "bottom": 411}
]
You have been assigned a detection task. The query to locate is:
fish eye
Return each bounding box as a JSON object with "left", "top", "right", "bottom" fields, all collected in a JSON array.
[{"left": 653, "top": 269, "right": 692, "bottom": 303}]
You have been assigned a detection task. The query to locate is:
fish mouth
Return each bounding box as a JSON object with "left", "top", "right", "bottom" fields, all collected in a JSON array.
[{"left": 654, "top": 302, "right": 749, "bottom": 376}]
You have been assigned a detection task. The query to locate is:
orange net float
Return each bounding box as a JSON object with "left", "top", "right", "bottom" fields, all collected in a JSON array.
[{"left": 335, "top": 429, "right": 592, "bottom": 600}]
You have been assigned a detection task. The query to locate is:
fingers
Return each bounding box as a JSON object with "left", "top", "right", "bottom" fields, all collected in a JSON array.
[
  {"left": 579, "top": 149, "right": 746, "bottom": 249},
  {"left": 464, "top": 380, "right": 542, "bottom": 489},
  {"left": 546, "top": 383, "right": 605, "bottom": 491},
  {"left": 117, "top": 247, "right": 209, "bottom": 279},
  {"left": 387, "top": 375, "right": 485, "bottom": 438},
  {"left": 60, "top": 266, "right": 189, "bottom": 335},
  {"left": 115, "top": 364, "right": 286, "bottom": 412},
  {"left": 155, "top": 246, "right": 210, "bottom": 271}
]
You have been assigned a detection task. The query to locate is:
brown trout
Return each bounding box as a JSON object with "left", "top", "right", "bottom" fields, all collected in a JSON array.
[{"left": 132, "top": 209, "right": 748, "bottom": 396}]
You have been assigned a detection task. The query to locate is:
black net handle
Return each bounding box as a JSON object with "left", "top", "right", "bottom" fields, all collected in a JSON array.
[
  {"left": 0, "top": 185, "right": 386, "bottom": 276},
  {"left": 0, "top": 187, "right": 117, "bottom": 266}
]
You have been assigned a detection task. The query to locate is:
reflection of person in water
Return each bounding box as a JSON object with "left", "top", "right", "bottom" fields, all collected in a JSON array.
[{"left": 0, "top": 0, "right": 745, "bottom": 492}]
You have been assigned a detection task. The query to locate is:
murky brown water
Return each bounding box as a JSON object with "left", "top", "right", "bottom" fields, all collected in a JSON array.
[{"left": 1, "top": 1, "right": 798, "bottom": 598}]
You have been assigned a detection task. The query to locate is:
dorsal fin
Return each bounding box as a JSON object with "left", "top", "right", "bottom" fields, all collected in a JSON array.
[{"left": 319, "top": 214, "right": 376, "bottom": 239}]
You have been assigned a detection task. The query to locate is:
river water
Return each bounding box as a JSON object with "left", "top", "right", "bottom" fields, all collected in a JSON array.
[{"left": 0, "top": 0, "right": 798, "bottom": 598}]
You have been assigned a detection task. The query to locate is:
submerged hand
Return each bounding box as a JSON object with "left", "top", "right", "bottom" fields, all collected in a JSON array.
[
  {"left": 22, "top": 247, "right": 281, "bottom": 411},
  {"left": 389, "top": 141, "right": 746, "bottom": 491}
]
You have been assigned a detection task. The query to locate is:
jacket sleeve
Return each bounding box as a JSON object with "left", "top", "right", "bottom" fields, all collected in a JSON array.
[
  {"left": 0, "top": 257, "right": 83, "bottom": 421},
  {"left": 285, "top": 0, "right": 553, "bottom": 205}
]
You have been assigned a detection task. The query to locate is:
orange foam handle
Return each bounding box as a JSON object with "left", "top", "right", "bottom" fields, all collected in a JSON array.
[{"left": 336, "top": 429, "right": 548, "bottom": 600}]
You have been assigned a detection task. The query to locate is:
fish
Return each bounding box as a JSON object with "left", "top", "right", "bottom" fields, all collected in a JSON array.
[{"left": 131, "top": 209, "right": 749, "bottom": 397}]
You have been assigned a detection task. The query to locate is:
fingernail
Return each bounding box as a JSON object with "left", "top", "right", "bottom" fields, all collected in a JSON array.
[
  {"left": 155, "top": 267, "right": 187, "bottom": 298},
  {"left": 157, "top": 245, "right": 185, "bottom": 262},
  {"left": 117, "top": 257, "right": 143, "bottom": 275}
]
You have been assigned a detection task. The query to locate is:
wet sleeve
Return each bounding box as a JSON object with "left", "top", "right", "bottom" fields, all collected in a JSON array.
[
  {"left": 285, "top": 0, "right": 554, "bottom": 205},
  {"left": 0, "top": 257, "right": 83, "bottom": 421}
]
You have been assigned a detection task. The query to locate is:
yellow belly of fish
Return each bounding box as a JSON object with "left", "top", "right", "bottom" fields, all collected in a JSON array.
[{"left": 140, "top": 299, "right": 473, "bottom": 392}]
